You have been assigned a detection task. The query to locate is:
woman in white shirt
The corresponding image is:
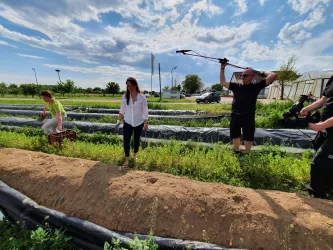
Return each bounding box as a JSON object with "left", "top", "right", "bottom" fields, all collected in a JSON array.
[{"left": 117, "top": 77, "right": 148, "bottom": 169}]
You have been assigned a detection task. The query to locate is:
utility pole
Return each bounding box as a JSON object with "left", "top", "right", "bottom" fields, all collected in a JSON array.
[
  {"left": 32, "top": 68, "right": 39, "bottom": 95},
  {"left": 159, "top": 63, "right": 162, "bottom": 102},
  {"left": 55, "top": 69, "right": 62, "bottom": 83},
  {"left": 151, "top": 53, "right": 155, "bottom": 94},
  {"left": 171, "top": 66, "right": 177, "bottom": 89}
]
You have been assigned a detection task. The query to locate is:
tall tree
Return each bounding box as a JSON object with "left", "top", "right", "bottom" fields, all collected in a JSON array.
[
  {"left": 181, "top": 74, "right": 204, "bottom": 94},
  {"left": 93, "top": 87, "right": 102, "bottom": 92},
  {"left": 57, "top": 79, "right": 76, "bottom": 97},
  {"left": 86, "top": 87, "right": 93, "bottom": 94},
  {"left": 20, "top": 83, "right": 38, "bottom": 98},
  {"left": 211, "top": 83, "right": 223, "bottom": 92},
  {"left": 0, "top": 82, "right": 7, "bottom": 97},
  {"left": 277, "top": 56, "right": 299, "bottom": 100},
  {"left": 105, "top": 82, "right": 120, "bottom": 97},
  {"left": 8, "top": 83, "right": 20, "bottom": 96}
]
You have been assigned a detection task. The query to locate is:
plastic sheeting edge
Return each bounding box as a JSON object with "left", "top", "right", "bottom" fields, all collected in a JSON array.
[{"left": 0, "top": 181, "right": 241, "bottom": 250}]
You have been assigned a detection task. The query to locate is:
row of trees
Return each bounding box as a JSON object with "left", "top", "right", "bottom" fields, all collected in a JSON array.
[
  {"left": 1, "top": 57, "right": 297, "bottom": 98},
  {"left": 162, "top": 75, "right": 223, "bottom": 94},
  {"left": 0, "top": 80, "right": 121, "bottom": 98}
]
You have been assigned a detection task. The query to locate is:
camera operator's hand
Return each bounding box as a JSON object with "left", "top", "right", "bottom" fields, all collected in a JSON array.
[
  {"left": 309, "top": 122, "right": 325, "bottom": 132},
  {"left": 115, "top": 120, "right": 120, "bottom": 132},
  {"left": 299, "top": 108, "right": 309, "bottom": 117}
]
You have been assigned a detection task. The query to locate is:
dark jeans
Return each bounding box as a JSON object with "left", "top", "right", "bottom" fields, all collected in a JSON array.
[
  {"left": 310, "top": 147, "right": 333, "bottom": 198},
  {"left": 123, "top": 122, "right": 144, "bottom": 157}
]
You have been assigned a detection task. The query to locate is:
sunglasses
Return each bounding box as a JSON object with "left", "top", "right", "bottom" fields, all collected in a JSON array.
[{"left": 241, "top": 74, "right": 252, "bottom": 78}]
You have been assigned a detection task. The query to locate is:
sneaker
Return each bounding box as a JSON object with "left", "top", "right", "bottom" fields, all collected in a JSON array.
[{"left": 304, "top": 184, "right": 325, "bottom": 198}]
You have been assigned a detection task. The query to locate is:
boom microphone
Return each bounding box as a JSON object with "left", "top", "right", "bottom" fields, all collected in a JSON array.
[{"left": 176, "top": 50, "right": 192, "bottom": 53}]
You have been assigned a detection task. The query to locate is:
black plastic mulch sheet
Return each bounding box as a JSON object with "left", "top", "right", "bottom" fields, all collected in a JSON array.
[
  {"left": 0, "top": 181, "right": 238, "bottom": 250},
  {"left": 0, "top": 109, "right": 224, "bottom": 121},
  {"left": 0, "top": 104, "right": 208, "bottom": 116},
  {"left": 0, "top": 117, "right": 316, "bottom": 148},
  {"left": 84, "top": 108, "right": 208, "bottom": 116}
]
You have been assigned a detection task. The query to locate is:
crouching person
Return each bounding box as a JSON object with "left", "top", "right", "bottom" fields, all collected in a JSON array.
[{"left": 40, "top": 90, "right": 67, "bottom": 135}]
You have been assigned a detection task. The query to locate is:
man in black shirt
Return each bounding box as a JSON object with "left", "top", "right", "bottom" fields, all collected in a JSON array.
[
  {"left": 300, "top": 75, "right": 333, "bottom": 198},
  {"left": 220, "top": 62, "right": 277, "bottom": 153}
]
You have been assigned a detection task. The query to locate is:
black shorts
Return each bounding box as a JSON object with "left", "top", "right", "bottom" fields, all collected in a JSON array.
[{"left": 230, "top": 113, "right": 255, "bottom": 141}]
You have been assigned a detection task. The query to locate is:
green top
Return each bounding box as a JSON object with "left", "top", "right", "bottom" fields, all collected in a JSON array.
[{"left": 45, "top": 99, "right": 66, "bottom": 116}]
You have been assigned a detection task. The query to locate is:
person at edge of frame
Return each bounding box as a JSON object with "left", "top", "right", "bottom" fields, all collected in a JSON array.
[
  {"left": 40, "top": 90, "right": 67, "bottom": 135},
  {"left": 300, "top": 75, "right": 333, "bottom": 198},
  {"left": 219, "top": 61, "right": 277, "bottom": 154},
  {"left": 115, "top": 77, "right": 149, "bottom": 171}
]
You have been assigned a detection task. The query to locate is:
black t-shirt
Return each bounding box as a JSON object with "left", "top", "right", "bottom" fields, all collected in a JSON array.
[
  {"left": 229, "top": 79, "right": 267, "bottom": 114},
  {"left": 321, "top": 75, "right": 333, "bottom": 134}
]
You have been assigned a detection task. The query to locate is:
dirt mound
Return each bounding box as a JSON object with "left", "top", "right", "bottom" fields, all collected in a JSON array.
[{"left": 0, "top": 148, "right": 333, "bottom": 250}]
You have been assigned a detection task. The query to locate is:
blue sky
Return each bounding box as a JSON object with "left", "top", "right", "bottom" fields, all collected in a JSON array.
[{"left": 0, "top": 0, "right": 333, "bottom": 91}]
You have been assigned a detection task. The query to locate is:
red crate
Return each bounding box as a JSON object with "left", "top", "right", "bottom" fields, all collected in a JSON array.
[{"left": 47, "top": 130, "right": 77, "bottom": 145}]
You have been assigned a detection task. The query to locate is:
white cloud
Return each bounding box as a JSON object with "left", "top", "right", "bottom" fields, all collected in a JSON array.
[
  {"left": 277, "top": 5, "right": 285, "bottom": 12},
  {"left": 259, "top": 0, "right": 267, "bottom": 6},
  {"left": 189, "top": 0, "right": 223, "bottom": 16},
  {"left": 278, "top": 6, "right": 326, "bottom": 43},
  {"left": 0, "top": 0, "right": 332, "bottom": 87},
  {"left": 287, "top": 0, "right": 331, "bottom": 15},
  {"left": 234, "top": 0, "right": 248, "bottom": 16},
  {"left": 156, "top": 0, "right": 184, "bottom": 9},
  {"left": 43, "top": 63, "right": 149, "bottom": 78},
  {"left": 0, "top": 0, "right": 258, "bottom": 69},
  {"left": 302, "top": 6, "right": 326, "bottom": 28},
  {"left": 298, "top": 29, "right": 333, "bottom": 55},
  {"left": 240, "top": 30, "right": 333, "bottom": 72},
  {"left": 241, "top": 42, "right": 274, "bottom": 60},
  {"left": 16, "top": 53, "right": 44, "bottom": 59},
  {"left": 0, "top": 40, "right": 16, "bottom": 48},
  {"left": 278, "top": 22, "right": 312, "bottom": 43}
]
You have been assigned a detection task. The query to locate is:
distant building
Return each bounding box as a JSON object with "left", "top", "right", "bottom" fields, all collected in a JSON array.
[{"left": 267, "top": 71, "right": 333, "bottom": 100}]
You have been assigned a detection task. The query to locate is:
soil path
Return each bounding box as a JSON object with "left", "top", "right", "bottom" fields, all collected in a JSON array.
[{"left": 0, "top": 148, "right": 332, "bottom": 250}]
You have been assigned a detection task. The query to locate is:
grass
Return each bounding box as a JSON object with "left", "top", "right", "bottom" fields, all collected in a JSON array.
[
  {"left": 0, "top": 215, "right": 159, "bottom": 250},
  {"left": 0, "top": 218, "right": 80, "bottom": 250}
]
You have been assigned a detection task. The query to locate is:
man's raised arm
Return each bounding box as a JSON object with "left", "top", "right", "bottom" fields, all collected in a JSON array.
[
  {"left": 220, "top": 62, "right": 230, "bottom": 89},
  {"left": 257, "top": 70, "right": 277, "bottom": 86}
]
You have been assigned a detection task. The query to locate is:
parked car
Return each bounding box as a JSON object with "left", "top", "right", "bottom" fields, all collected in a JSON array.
[
  {"left": 196, "top": 92, "right": 221, "bottom": 103},
  {"left": 144, "top": 93, "right": 151, "bottom": 98},
  {"left": 154, "top": 93, "right": 160, "bottom": 97},
  {"left": 180, "top": 94, "right": 185, "bottom": 99}
]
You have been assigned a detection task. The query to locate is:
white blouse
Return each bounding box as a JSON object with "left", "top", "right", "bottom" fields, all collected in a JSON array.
[{"left": 119, "top": 93, "right": 148, "bottom": 127}]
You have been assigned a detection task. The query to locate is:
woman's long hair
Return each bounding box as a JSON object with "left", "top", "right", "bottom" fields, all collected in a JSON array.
[{"left": 125, "top": 77, "right": 141, "bottom": 105}]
